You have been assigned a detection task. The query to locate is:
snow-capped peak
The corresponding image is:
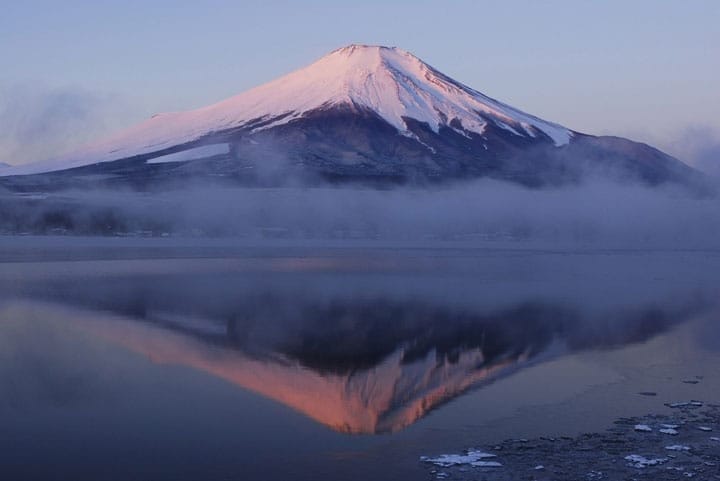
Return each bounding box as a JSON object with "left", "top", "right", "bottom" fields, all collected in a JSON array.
[
  {"left": 4, "top": 45, "right": 573, "bottom": 176},
  {"left": 301, "top": 44, "right": 571, "bottom": 145}
]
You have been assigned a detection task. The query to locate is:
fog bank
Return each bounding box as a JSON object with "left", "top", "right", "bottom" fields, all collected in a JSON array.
[{"left": 2, "top": 178, "right": 719, "bottom": 248}]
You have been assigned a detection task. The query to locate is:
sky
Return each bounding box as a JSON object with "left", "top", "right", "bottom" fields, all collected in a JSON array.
[{"left": 0, "top": 0, "right": 718, "bottom": 170}]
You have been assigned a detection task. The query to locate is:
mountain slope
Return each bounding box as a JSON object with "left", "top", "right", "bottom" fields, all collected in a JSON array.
[{"left": 0, "top": 45, "right": 699, "bottom": 188}]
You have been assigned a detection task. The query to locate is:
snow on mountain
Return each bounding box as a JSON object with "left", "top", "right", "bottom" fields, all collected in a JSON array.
[
  {"left": 4, "top": 45, "right": 573, "bottom": 176},
  {"left": 145, "top": 143, "right": 230, "bottom": 164}
]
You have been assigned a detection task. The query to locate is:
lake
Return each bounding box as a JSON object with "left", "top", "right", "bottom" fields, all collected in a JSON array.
[{"left": 1, "top": 237, "right": 719, "bottom": 480}]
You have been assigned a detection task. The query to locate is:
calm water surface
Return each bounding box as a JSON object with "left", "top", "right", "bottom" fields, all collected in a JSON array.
[{"left": 1, "top": 237, "right": 719, "bottom": 480}]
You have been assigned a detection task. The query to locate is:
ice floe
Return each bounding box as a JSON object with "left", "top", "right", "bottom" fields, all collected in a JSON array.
[
  {"left": 667, "top": 401, "right": 703, "bottom": 408},
  {"left": 665, "top": 445, "right": 691, "bottom": 451},
  {"left": 625, "top": 454, "right": 669, "bottom": 468},
  {"left": 420, "top": 449, "right": 497, "bottom": 468},
  {"left": 634, "top": 424, "right": 653, "bottom": 432}
]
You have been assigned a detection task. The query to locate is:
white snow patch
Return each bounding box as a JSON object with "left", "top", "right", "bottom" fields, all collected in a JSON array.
[
  {"left": 450, "top": 126, "right": 473, "bottom": 139},
  {"left": 494, "top": 120, "right": 523, "bottom": 137},
  {"left": 401, "top": 131, "right": 437, "bottom": 154},
  {"left": 521, "top": 122, "right": 538, "bottom": 137},
  {"left": 146, "top": 143, "right": 230, "bottom": 164}
]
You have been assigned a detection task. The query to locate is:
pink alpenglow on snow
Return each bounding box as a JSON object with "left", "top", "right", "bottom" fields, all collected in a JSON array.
[{"left": 4, "top": 45, "right": 572, "bottom": 176}]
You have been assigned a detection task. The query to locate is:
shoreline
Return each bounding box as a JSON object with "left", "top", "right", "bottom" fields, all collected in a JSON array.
[{"left": 422, "top": 402, "right": 720, "bottom": 480}]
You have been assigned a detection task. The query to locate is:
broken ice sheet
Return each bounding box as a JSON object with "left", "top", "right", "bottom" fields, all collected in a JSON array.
[
  {"left": 470, "top": 461, "right": 502, "bottom": 468},
  {"left": 625, "top": 454, "right": 669, "bottom": 468},
  {"left": 420, "top": 450, "right": 497, "bottom": 467},
  {"left": 667, "top": 401, "right": 703, "bottom": 408}
]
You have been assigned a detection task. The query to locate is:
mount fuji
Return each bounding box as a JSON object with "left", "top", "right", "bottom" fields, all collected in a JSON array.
[{"left": 0, "top": 45, "right": 699, "bottom": 189}]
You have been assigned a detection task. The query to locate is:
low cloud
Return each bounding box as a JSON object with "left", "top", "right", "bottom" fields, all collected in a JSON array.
[
  {"left": 2, "top": 178, "right": 719, "bottom": 249},
  {"left": 630, "top": 125, "right": 720, "bottom": 178},
  {"left": 0, "top": 85, "right": 130, "bottom": 166},
  {"left": 664, "top": 126, "right": 720, "bottom": 178}
]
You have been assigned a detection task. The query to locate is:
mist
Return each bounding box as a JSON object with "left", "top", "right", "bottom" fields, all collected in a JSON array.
[
  {"left": 665, "top": 126, "right": 720, "bottom": 178},
  {"left": 1, "top": 175, "right": 719, "bottom": 249},
  {"left": 624, "top": 125, "right": 720, "bottom": 179},
  {"left": 0, "top": 85, "right": 131, "bottom": 166}
]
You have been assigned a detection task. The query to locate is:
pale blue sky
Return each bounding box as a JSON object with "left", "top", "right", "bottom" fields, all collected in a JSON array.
[{"left": 1, "top": 1, "right": 718, "bottom": 165}]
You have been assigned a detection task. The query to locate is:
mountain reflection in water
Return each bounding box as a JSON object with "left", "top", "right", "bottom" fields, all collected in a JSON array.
[{"left": 3, "top": 265, "right": 713, "bottom": 434}]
